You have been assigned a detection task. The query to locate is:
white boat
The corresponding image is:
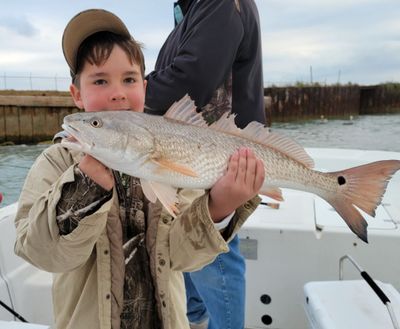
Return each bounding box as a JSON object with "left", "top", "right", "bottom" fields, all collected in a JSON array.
[
  {"left": 1, "top": 148, "right": 400, "bottom": 329},
  {"left": 239, "top": 148, "right": 400, "bottom": 329}
]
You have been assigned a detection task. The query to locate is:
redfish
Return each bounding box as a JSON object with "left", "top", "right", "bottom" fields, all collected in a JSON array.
[{"left": 61, "top": 96, "right": 400, "bottom": 242}]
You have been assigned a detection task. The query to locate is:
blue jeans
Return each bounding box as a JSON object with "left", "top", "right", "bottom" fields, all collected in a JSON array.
[{"left": 184, "top": 235, "right": 246, "bottom": 329}]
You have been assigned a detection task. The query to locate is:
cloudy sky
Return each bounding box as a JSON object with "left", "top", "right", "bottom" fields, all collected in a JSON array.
[{"left": 0, "top": 0, "right": 399, "bottom": 91}]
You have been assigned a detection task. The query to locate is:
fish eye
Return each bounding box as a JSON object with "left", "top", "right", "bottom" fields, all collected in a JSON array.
[{"left": 90, "top": 118, "right": 103, "bottom": 128}]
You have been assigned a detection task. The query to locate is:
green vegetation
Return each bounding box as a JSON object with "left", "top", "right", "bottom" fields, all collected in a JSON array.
[
  {"left": 289, "top": 81, "right": 360, "bottom": 88},
  {"left": 0, "top": 90, "right": 70, "bottom": 96},
  {"left": 381, "top": 82, "right": 400, "bottom": 90}
]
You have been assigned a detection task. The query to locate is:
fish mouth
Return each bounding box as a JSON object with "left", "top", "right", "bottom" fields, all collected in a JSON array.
[{"left": 61, "top": 124, "right": 94, "bottom": 151}]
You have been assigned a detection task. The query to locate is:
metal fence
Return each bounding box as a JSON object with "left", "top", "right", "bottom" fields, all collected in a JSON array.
[
  {"left": 0, "top": 73, "right": 321, "bottom": 91},
  {"left": 0, "top": 72, "right": 346, "bottom": 91},
  {"left": 1, "top": 74, "right": 70, "bottom": 91}
]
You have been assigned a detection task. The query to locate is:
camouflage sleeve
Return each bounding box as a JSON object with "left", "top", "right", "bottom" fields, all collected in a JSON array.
[{"left": 56, "top": 165, "right": 112, "bottom": 235}]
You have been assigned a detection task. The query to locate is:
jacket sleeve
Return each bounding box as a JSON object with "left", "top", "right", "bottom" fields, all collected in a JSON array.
[
  {"left": 145, "top": 0, "right": 244, "bottom": 113},
  {"left": 14, "top": 144, "right": 114, "bottom": 273},
  {"left": 56, "top": 166, "right": 112, "bottom": 235},
  {"left": 168, "top": 189, "right": 260, "bottom": 272}
]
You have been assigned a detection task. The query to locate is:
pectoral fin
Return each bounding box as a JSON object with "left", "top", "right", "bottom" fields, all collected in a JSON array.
[
  {"left": 140, "top": 179, "right": 158, "bottom": 203},
  {"left": 140, "top": 178, "right": 180, "bottom": 218},
  {"left": 152, "top": 157, "right": 198, "bottom": 177},
  {"left": 259, "top": 186, "right": 284, "bottom": 202}
]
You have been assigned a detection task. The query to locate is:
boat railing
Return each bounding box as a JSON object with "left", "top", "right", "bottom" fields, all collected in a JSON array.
[{"left": 339, "top": 254, "right": 400, "bottom": 329}]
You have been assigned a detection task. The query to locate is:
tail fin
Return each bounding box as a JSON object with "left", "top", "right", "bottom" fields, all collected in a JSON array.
[{"left": 324, "top": 160, "right": 400, "bottom": 243}]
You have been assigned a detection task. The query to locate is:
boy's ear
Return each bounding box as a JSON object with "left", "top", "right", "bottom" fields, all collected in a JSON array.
[{"left": 70, "top": 84, "right": 84, "bottom": 109}]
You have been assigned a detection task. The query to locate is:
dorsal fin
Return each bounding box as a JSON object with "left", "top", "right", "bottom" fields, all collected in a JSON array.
[
  {"left": 242, "top": 122, "right": 314, "bottom": 168},
  {"left": 165, "top": 95, "right": 209, "bottom": 127},
  {"left": 164, "top": 95, "right": 314, "bottom": 168}
]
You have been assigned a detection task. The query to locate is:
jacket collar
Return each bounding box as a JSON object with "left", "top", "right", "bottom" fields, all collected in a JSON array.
[
  {"left": 175, "top": 0, "right": 195, "bottom": 15},
  {"left": 174, "top": 0, "right": 196, "bottom": 25}
]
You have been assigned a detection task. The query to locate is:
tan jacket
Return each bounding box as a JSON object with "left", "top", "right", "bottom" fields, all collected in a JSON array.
[{"left": 14, "top": 144, "right": 260, "bottom": 329}]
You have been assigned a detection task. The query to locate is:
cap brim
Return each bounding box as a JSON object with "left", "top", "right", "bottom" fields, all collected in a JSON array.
[{"left": 62, "top": 9, "right": 131, "bottom": 74}]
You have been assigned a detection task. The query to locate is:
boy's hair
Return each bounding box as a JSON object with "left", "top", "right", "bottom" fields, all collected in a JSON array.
[
  {"left": 62, "top": 9, "right": 145, "bottom": 87},
  {"left": 73, "top": 31, "right": 145, "bottom": 87}
]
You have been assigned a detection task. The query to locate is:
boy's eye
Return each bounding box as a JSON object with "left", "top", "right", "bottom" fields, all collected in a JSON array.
[
  {"left": 94, "top": 79, "right": 107, "bottom": 85},
  {"left": 124, "top": 77, "right": 136, "bottom": 84}
]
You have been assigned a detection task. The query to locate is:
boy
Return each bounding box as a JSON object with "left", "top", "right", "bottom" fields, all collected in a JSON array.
[{"left": 14, "top": 9, "right": 263, "bottom": 329}]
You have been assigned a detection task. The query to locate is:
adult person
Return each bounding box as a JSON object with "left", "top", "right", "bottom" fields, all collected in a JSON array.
[{"left": 145, "top": 1, "right": 266, "bottom": 328}]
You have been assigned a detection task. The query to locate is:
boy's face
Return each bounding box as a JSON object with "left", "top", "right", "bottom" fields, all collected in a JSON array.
[{"left": 70, "top": 45, "right": 146, "bottom": 113}]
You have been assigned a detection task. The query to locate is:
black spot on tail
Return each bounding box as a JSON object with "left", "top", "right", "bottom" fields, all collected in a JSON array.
[{"left": 338, "top": 176, "right": 346, "bottom": 185}]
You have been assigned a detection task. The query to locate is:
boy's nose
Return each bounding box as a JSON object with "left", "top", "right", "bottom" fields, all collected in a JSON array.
[
  {"left": 110, "top": 86, "right": 127, "bottom": 101},
  {"left": 111, "top": 92, "right": 126, "bottom": 101}
]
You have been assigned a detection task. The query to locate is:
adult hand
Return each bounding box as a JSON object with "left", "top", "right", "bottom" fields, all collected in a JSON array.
[{"left": 208, "top": 147, "right": 265, "bottom": 222}]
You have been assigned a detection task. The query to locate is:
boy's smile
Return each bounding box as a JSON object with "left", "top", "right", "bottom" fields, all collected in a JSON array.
[{"left": 70, "top": 45, "right": 147, "bottom": 113}]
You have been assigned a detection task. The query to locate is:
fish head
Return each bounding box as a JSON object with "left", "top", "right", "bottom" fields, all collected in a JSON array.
[{"left": 61, "top": 111, "right": 154, "bottom": 170}]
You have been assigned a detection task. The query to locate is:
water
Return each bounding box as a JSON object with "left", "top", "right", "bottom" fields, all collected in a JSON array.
[
  {"left": 0, "top": 144, "right": 48, "bottom": 207},
  {"left": 272, "top": 114, "right": 400, "bottom": 152},
  {"left": 0, "top": 114, "right": 399, "bottom": 207}
]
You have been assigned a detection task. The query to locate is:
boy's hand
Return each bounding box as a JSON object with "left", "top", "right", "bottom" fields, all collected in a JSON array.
[
  {"left": 78, "top": 155, "right": 114, "bottom": 191},
  {"left": 208, "top": 147, "right": 265, "bottom": 222}
]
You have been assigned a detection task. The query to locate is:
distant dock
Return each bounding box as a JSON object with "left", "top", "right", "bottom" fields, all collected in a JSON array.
[
  {"left": 0, "top": 94, "right": 79, "bottom": 144},
  {"left": 265, "top": 84, "right": 400, "bottom": 124}
]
